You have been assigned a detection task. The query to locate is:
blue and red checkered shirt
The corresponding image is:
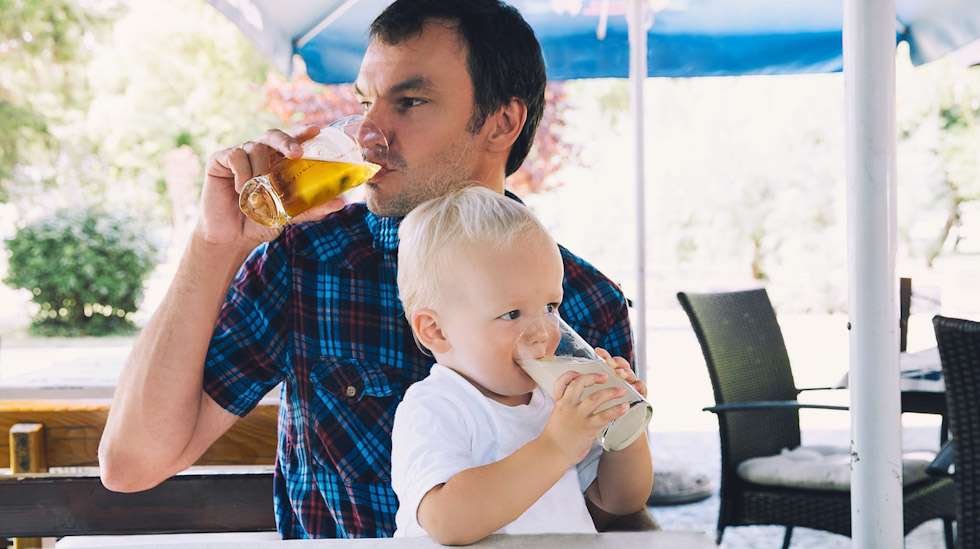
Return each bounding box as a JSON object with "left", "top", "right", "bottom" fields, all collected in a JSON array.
[{"left": 203, "top": 197, "right": 634, "bottom": 539}]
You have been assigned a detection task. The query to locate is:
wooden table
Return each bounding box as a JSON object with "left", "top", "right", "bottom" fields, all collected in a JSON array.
[{"left": 56, "top": 532, "right": 717, "bottom": 549}]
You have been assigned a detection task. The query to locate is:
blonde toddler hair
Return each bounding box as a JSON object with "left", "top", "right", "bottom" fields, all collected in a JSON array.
[{"left": 397, "top": 185, "right": 551, "bottom": 321}]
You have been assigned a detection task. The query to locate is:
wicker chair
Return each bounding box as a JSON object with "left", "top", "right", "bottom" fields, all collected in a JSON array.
[
  {"left": 933, "top": 315, "right": 980, "bottom": 548},
  {"left": 677, "top": 289, "right": 955, "bottom": 548}
]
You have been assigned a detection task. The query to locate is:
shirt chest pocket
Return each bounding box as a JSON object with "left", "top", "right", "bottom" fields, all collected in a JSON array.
[{"left": 308, "top": 356, "right": 405, "bottom": 484}]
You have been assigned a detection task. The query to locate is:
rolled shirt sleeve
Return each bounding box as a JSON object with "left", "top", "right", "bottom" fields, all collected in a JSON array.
[{"left": 203, "top": 238, "right": 293, "bottom": 417}]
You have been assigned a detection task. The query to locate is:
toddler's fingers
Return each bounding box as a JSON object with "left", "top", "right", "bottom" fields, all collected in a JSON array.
[
  {"left": 580, "top": 386, "right": 626, "bottom": 415},
  {"left": 591, "top": 402, "right": 629, "bottom": 426},
  {"left": 594, "top": 348, "right": 614, "bottom": 367},
  {"left": 610, "top": 355, "right": 632, "bottom": 371},
  {"left": 552, "top": 371, "right": 581, "bottom": 401},
  {"left": 564, "top": 372, "right": 607, "bottom": 404}
]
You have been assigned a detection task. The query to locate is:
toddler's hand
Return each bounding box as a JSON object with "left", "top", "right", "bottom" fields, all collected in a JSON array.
[
  {"left": 540, "top": 371, "right": 629, "bottom": 465},
  {"left": 596, "top": 348, "right": 647, "bottom": 398}
]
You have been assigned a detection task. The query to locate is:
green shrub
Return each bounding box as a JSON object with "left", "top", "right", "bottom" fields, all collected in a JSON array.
[{"left": 4, "top": 208, "right": 159, "bottom": 336}]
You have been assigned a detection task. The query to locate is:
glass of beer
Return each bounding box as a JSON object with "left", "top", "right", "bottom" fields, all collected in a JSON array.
[
  {"left": 238, "top": 115, "right": 388, "bottom": 228},
  {"left": 514, "top": 315, "right": 652, "bottom": 451}
]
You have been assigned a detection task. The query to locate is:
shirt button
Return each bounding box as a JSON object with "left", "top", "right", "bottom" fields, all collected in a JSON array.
[{"left": 345, "top": 385, "right": 357, "bottom": 398}]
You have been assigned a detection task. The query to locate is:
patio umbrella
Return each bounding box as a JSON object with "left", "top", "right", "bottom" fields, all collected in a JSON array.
[
  {"left": 210, "top": 0, "right": 980, "bottom": 82},
  {"left": 209, "top": 0, "right": 980, "bottom": 545}
]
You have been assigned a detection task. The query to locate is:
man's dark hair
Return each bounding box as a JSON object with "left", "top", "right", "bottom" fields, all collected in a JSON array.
[{"left": 370, "top": 0, "right": 547, "bottom": 177}]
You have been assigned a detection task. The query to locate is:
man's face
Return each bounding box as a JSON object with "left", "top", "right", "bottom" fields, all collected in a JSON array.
[
  {"left": 435, "top": 230, "right": 564, "bottom": 405},
  {"left": 355, "top": 21, "right": 487, "bottom": 217}
]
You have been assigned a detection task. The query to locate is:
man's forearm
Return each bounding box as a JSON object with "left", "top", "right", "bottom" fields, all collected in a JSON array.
[
  {"left": 588, "top": 433, "right": 653, "bottom": 514},
  {"left": 99, "top": 228, "right": 255, "bottom": 490},
  {"left": 419, "top": 436, "right": 571, "bottom": 545}
]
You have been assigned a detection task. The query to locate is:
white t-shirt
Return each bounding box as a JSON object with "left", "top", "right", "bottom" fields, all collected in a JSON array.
[{"left": 391, "top": 364, "right": 601, "bottom": 537}]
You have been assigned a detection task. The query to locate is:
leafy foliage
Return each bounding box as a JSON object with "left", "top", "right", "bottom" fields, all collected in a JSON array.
[
  {"left": 4, "top": 208, "right": 159, "bottom": 336},
  {"left": 264, "top": 64, "right": 581, "bottom": 195},
  {"left": 0, "top": 0, "right": 113, "bottom": 202}
]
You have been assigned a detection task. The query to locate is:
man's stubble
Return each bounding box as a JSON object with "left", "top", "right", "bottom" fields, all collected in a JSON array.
[{"left": 366, "top": 136, "right": 480, "bottom": 218}]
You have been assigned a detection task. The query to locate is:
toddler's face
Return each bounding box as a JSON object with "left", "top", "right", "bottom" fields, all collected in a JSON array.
[{"left": 437, "top": 230, "right": 563, "bottom": 403}]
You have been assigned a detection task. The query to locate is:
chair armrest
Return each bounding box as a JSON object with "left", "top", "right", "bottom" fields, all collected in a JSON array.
[
  {"left": 796, "top": 386, "right": 843, "bottom": 393},
  {"left": 926, "top": 440, "right": 955, "bottom": 477},
  {"left": 703, "top": 400, "right": 849, "bottom": 414}
]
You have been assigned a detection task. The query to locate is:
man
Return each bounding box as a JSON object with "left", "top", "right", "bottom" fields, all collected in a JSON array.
[{"left": 99, "top": 0, "right": 646, "bottom": 538}]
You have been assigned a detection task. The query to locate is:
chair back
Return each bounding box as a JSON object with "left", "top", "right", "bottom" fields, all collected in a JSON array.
[
  {"left": 933, "top": 315, "right": 980, "bottom": 548},
  {"left": 678, "top": 289, "right": 801, "bottom": 465}
]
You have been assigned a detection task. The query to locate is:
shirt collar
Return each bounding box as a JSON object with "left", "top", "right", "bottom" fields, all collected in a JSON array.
[
  {"left": 363, "top": 189, "right": 525, "bottom": 253},
  {"left": 365, "top": 210, "right": 402, "bottom": 252}
]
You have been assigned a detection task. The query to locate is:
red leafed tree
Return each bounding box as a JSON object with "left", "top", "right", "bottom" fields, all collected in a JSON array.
[{"left": 264, "top": 64, "right": 579, "bottom": 196}]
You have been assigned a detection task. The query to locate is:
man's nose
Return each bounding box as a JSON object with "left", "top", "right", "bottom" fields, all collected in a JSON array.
[{"left": 357, "top": 115, "right": 388, "bottom": 166}]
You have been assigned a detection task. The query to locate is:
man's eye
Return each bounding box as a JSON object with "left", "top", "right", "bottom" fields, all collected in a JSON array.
[
  {"left": 359, "top": 101, "right": 372, "bottom": 111},
  {"left": 397, "top": 97, "right": 426, "bottom": 110},
  {"left": 499, "top": 310, "right": 521, "bottom": 321},
  {"left": 546, "top": 303, "right": 560, "bottom": 314}
]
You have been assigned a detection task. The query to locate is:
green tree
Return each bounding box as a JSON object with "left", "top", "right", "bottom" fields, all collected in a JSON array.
[
  {"left": 897, "top": 60, "right": 980, "bottom": 267},
  {"left": 78, "top": 0, "right": 277, "bottom": 220},
  {"left": 0, "top": 0, "right": 113, "bottom": 202}
]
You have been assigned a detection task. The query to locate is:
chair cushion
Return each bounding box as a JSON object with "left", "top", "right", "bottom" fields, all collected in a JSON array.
[{"left": 736, "top": 445, "right": 937, "bottom": 491}]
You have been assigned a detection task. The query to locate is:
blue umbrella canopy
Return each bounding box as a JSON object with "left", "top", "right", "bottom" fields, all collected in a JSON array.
[{"left": 210, "top": 0, "right": 980, "bottom": 84}]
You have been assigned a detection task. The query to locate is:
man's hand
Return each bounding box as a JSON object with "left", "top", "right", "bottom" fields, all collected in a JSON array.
[
  {"left": 595, "top": 347, "right": 647, "bottom": 398},
  {"left": 199, "top": 125, "right": 338, "bottom": 246},
  {"left": 540, "top": 372, "right": 629, "bottom": 466}
]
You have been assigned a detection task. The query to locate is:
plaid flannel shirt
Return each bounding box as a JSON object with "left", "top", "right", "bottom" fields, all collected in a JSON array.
[{"left": 203, "top": 196, "right": 634, "bottom": 538}]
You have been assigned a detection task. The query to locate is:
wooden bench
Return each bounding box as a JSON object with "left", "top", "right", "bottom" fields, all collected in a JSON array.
[
  {"left": 1, "top": 400, "right": 279, "bottom": 546},
  {"left": 1, "top": 399, "right": 659, "bottom": 546}
]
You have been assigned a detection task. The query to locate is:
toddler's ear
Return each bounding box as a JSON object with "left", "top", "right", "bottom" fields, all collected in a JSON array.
[{"left": 412, "top": 309, "right": 451, "bottom": 354}]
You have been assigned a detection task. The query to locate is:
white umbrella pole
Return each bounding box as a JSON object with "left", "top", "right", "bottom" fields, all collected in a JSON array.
[
  {"left": 627, "top": 0, "right": 648, "bottom": 382},
  {"left": 843, "top": 0, "right": 903, "bottom": 546}
]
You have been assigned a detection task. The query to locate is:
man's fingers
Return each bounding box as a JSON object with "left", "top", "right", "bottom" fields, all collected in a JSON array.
[
  {"left": 224, "top": 147, "right": 253, "bottom": 192},
  {"left": 290, "top": 124, "right": 321, "bottom": 145},
  {"left": 241, "top": 142, "right": 282, "bottom": 178},
  {"left": 256, "top": 128, "right": 309, "bottom": 158}
]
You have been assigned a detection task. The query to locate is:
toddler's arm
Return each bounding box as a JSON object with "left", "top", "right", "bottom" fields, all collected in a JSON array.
[
  {"left": 418, "top": 372, "right": 628, "bottom": 545},
  {"left": 585, "top": 349, "right": 654, "bottom": 516}
]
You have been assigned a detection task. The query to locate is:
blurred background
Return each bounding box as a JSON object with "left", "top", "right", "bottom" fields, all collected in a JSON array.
[
  {"left": 2, "top": 0, "right": 979, "bottom": 430},
  {"left": 3, "top": 1, "right": 979, "bottom": 546}
]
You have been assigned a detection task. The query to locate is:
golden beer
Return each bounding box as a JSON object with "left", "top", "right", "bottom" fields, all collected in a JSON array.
[{"left": 239, "top": 158, "right": 380, "bottom": 228}]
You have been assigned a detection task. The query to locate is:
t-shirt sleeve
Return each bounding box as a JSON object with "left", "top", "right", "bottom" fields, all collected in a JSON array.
[
  {"left": 577, "top": 442, "right": 603, "bottom": 492},
  {"left": 391, "top": 390, "right": 477, "bottom": 534},
  {"left": 202, "top": 239, "right": 292, "bottom": 417}
]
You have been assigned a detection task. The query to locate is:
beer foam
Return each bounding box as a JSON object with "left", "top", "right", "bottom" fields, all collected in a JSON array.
[{"left": 301, "top": 127, "right": 365, "bottom": 164}]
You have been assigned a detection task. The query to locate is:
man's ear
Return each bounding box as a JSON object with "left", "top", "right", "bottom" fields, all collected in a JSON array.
[
  {"left": 484, "top": 97, "right": 528, "bottom": 154},
  {"left": 412, "top": 309, "right": 451, "bottom": 354}
]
